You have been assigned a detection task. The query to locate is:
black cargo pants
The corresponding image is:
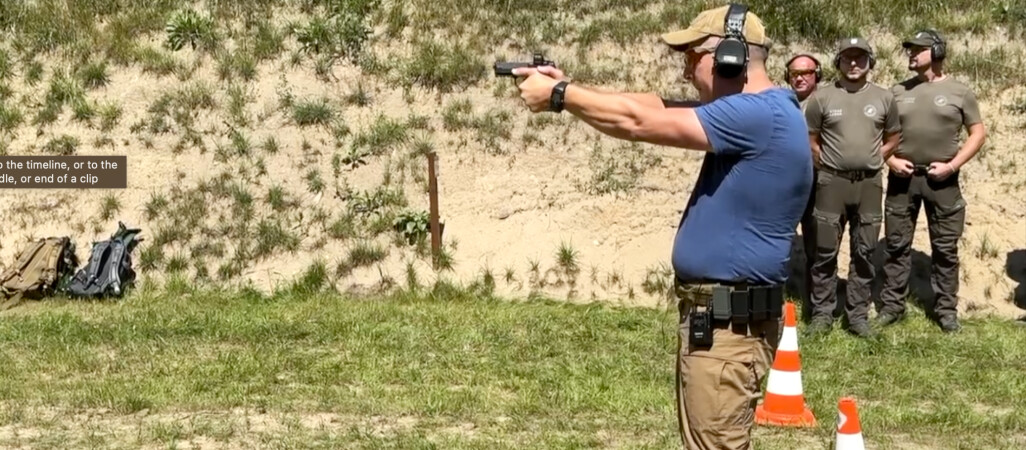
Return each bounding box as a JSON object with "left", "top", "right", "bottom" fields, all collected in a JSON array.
[
  {"left": 880, "top": 170, "right": 967, "bottom": 320},
  {"left": 809, "top": 168, "right": 883, "bottom": 326}
]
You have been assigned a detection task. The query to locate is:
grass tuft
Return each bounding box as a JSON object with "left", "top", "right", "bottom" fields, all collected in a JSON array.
[
  {"left": 42, "top": 135, "right": 79, "bottom": 155},
  {"left": 291, "top": 97, "right": 335, "bottom": 127}
]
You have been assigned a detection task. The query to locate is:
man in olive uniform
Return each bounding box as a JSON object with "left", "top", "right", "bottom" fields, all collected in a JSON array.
[
  {"left": 786, "top": 53, "right": 823, "bottom": 310},
  {"left": 804, "top": 37, "right": 901, "bottom": 337},
  {"left": 878, "top": 30, "right": 987, "bottom": 332}
]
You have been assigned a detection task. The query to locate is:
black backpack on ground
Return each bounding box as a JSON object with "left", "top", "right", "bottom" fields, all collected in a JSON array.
[{"left": 67, "top": 222, "right": 143, "bottom": 299}]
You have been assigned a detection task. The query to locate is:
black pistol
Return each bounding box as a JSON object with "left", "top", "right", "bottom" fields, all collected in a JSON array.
[{"left": 494, "top": 53, "right": 556, "bottom": 77}]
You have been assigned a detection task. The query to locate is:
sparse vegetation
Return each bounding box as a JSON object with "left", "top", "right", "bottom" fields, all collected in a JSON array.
[
  {"left": 352, "top": 115, "right": 409, "bottom": 156},
  {"left": 392, "top": 209, "right": 430, "bottom": 246},
  {"left": 345, "top": 82, "right": 372, "bottom": 106},
  {"left": 0, "top": 103, "right": 23, "bottom": 134},
  {"left": 164, "top": 8, "right": 220, "bottom": 53},
  {"left": 143, "top": 82, "right": 216, "bottom": 135},
  {"left": 556, "top": 241, "right": 579, "bottom": 277},
  {"left": 976, "top": 232, "right": 1000, "bottom": 259},
  {"left": 100, "top": 193, "right": 121, "bottom": 221},
  {"left": 291, "top": 97, "right": 335, "bottom": 127},
  {"left": 347, "top": 240, "right": 389, "bottom": 268},
  {"left": 42, "top": 134, "right": 79, "bottom": 155},
  {"left": 77, "top": 61, "right": 110, "bottom": 89},
  {"left": 399, "top": 40, "right": 487, "bottom": 92},
  {"left": 584, "top": 142, "right": 661, "bottom": 196}
]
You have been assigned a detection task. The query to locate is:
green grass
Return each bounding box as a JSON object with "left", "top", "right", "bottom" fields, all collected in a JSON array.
[
  {"left": 0, "top": 284, "right": 1024, "bottom": 448},
  {"left": 290, "top": 97, "right": 335, "bottom": 127}
]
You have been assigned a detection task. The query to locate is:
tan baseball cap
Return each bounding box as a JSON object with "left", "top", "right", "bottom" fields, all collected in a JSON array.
[{"left": 661, "top": 5, "right": 772, "bottom": 50}]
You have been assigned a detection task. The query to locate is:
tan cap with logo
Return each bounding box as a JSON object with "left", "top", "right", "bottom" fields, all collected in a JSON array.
[{"left": 661, "top": 5, "right": 772, "bottom": 50}]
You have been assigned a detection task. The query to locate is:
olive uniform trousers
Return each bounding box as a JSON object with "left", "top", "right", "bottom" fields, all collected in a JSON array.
[
  {"left": 880, "top": 170, "right": 967, "bottom": 319},
  {"left": 808, "top": 167, "right": 883, "bottom": 326}
]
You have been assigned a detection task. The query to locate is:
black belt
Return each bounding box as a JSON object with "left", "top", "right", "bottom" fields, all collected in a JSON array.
[
  {"left": 676, "top": 280, "right": 783, "bottom": 324},
  {"left": 911, "top": 164, "right": 930, "bottom": 176},
  {"left": 821, "top": 166, "right": 879, "bottom": 181}
]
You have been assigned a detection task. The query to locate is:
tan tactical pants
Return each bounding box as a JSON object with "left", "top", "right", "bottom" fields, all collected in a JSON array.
[{"left": 675, "top": 282, "right": 780, "bottom": 450}]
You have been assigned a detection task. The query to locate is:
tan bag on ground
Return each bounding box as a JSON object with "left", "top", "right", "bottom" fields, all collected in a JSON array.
[{"left": 0, "top": 237, "right": 79, "bottom": 310}]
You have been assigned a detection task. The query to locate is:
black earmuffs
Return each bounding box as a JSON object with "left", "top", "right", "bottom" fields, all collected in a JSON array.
[
  {"left": 713, "top": 3, "right": 749, "bottom": 79},
  {"left": 923, "top": 29, "right": 947, "bottom": 61}
]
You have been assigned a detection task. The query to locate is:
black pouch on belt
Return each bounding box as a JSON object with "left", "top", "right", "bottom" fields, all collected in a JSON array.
[
  {"left": 712, "top": 286, "right": 732, "bottom": 321},
  {"left": 750, "top": 286, "right": 769, "bottom": 321},
  {"left": 731, "top": 289, "right": 749, "bottom": 324}
]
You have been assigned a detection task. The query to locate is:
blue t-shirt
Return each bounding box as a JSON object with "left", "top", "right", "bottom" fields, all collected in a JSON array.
[{"left": 671, "top": 88, "right": 813, "bottom": 285}]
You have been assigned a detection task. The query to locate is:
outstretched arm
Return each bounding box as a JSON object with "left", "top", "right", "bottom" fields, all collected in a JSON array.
[
  {"left": 513, "top": 66, "right": 711, "bottom": 151},
  {"left": 558, "top": 84, "right": 712, "bottom": 151}
]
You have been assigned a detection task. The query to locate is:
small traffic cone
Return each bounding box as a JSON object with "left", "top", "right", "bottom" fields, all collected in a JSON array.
[
  {"left": 755, "top": 301, "right": 816, "bottom": 427},
  {"left": 835, "top": 397, "right": 865, "bottom": 450}
]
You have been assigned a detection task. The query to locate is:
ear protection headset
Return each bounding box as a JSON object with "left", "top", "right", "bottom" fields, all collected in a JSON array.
[
  {"left": 833, "top": 40, "right": 876, "bottom": 70},
  {"left": 784, "top": 53, "right": 822, "bottom": 83},
  {"left": 921, "top": 29, "right": 946, "bottom": 61},
  {"left": 713, "top": 3, "right": 750, "bottom": 79}
]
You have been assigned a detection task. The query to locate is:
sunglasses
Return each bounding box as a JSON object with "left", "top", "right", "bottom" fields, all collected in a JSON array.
[{"left": 788, "top": 69, "right": 817, "bottom": 78}]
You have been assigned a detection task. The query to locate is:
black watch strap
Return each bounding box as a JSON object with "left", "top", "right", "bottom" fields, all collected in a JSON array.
[{"left": 550, "top": 81, "right": 569, "bottom": 112}]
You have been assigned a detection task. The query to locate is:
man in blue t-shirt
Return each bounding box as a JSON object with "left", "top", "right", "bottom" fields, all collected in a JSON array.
[{"left": 513, "top": 5, "right": 813, "bottom": 449}]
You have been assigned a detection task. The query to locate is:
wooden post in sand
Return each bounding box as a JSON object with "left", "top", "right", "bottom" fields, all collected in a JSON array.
[{"left": 428, "top": 151, "right": 441, "bottom": 269}]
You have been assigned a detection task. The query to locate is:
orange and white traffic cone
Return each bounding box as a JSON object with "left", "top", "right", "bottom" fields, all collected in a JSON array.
[
  {"left": 755, "top": 301, "right": 816, "bottom": 427},
  {"left": 835, "top": 397, "right": 865, "bottom": 450}
]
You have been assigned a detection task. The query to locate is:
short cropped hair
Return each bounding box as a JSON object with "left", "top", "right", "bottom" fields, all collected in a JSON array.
[{"left": 748, "top": 44, "right": 768, "bottom": 63}]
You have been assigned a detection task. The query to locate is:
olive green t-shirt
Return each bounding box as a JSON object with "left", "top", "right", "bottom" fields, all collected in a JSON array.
[
  {"left": 804, "top": 82, "right": 901, "bottom": 171},
  {"left": 890, "top": 77, "right": 982, "bottom": 165}
]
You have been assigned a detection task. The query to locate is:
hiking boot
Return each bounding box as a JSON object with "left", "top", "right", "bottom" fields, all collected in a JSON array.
[
  {"left": 848, "top": 321, "right": 877, "bottom": 338},
  {"left": 873, "top": 311, "right": 904, "bottom": 327},
  {"left": 939, "top": 316, "right": 961, "bottom": 333},
  {"left": 805, "top": 316, "right": 833, "bottom": 336}
]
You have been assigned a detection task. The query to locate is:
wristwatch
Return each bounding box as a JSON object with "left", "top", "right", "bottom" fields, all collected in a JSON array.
[{"left": 550, "top": 81, "right": 569, "bottom": 113}]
